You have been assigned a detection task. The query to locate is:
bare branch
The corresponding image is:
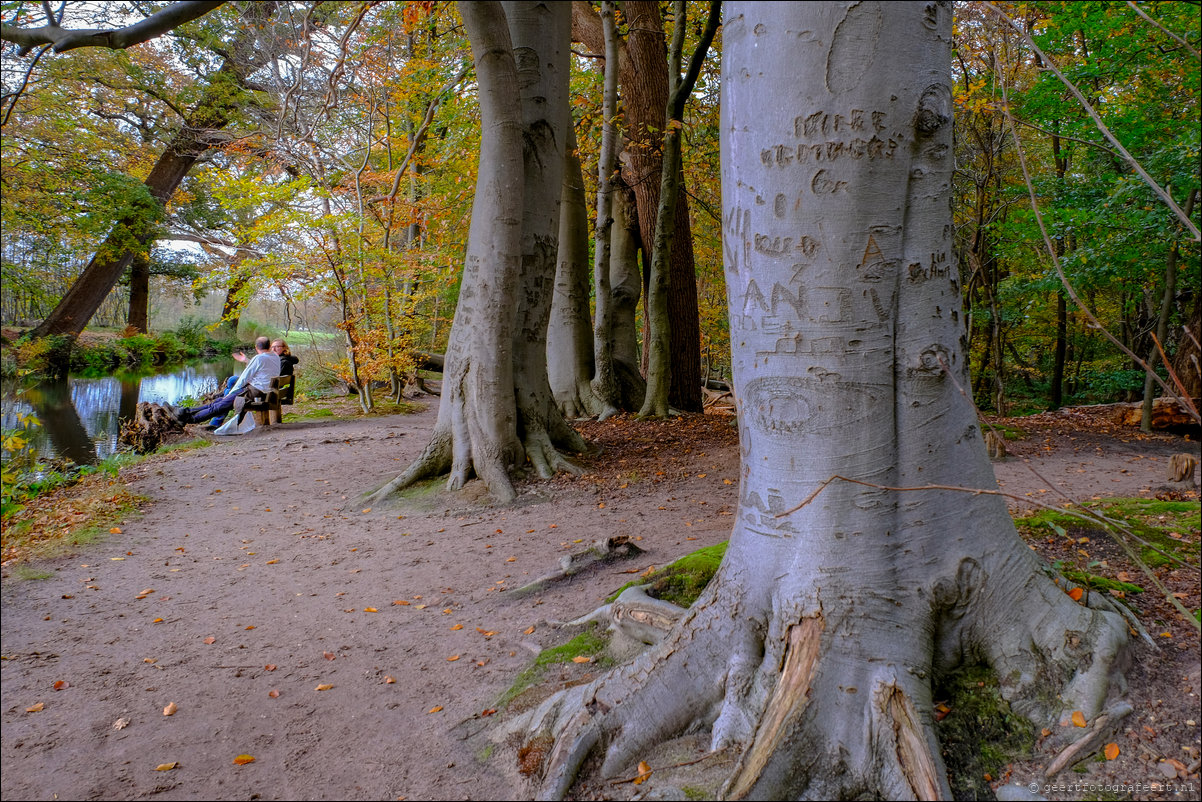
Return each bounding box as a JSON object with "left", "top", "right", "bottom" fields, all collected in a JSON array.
[
  {"left": 0, "top": 43, "right": 51, "bottom": 126},
  {"left": 1007, "top": 115, "right": 1120, "bottom": 158},
  {"left": 995, "top": 54, "right": 1202, "bottom": 426},
  {"left": 983, "top": 1, "right": 1200, "bottom": 242},
  {"left": 1, "top": 0, "right": 225, "bottom": 55},
  {"left": 1126, "top": 1, "right": 1200, "bottom": 61}
]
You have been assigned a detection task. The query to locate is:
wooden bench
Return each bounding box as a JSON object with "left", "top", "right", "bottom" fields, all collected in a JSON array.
[{"left": 241, "top": 374, "right": 295, "bottom": 427}]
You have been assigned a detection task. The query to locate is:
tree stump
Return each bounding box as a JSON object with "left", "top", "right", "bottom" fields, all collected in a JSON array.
[
  {"left": 1168, "top": 453, "right": 1198, "bottom": 484},
  {"left": 119, "top": 402, "right": 184, "bottom": 454},
  {"left": 985, "top": 429, "right": 1007, "bottom": 460}
]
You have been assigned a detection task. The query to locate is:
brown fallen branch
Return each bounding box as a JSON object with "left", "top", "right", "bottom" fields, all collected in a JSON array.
[{"left": 508, "top": 536, "right": 644, "bottom": 598}]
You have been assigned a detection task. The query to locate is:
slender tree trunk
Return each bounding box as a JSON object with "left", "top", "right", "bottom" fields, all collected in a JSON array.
[
  {"left": 501, "top": 5, "right": 1127, "bottom": 798},
  {"left": 548, "top": 125, "right": 606, "bottom": 418},
  {"left": 1052, "top": 288, "right": 1067, "bottom": 408},
  {"left": 587, "top": 0, "right": 623, "bottom": 418},
  {"left": 608, "top": 182, "right": 647, "bottom": 408},
  {"left": 1142, "top": 188, "right": 1197, "bottom": 430}
]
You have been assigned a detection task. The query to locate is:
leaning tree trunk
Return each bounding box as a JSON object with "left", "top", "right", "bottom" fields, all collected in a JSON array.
[
  {"left": 125, "top": 250, "right": 151, "bottom": 333},
  {"left": 370, "top": 1, "right": 581, "bottom": 505},
  {"left": 502, "top": 4, "right": 1128, "bottom": 799},
  {"left": 29, "top": 37, "right": 264, "bottom": 341}
]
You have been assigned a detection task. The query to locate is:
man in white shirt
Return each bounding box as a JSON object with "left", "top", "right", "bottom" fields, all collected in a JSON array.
[{"left": 170, "top": 337, "right": 282, "bottom": 426}]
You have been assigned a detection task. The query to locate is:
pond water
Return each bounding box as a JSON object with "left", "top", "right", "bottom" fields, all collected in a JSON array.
[{"left": 1, "top": 359, "right": 238, "bottom": 466}]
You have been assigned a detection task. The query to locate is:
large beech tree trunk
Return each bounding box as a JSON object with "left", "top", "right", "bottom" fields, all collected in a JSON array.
[
  {"left": 370, "top": 1, "right": 582, "bottom": 505},
  {"left": 502, "top": 4, "right": 1128, "bottom": 798}
]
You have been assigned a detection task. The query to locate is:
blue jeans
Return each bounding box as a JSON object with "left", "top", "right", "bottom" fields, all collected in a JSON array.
[
  {"left": 208, "top": 376, "right": 239, "bottom": 426},
  {"left": 185, "top": 391, "right": 239, "bottom": 424}
]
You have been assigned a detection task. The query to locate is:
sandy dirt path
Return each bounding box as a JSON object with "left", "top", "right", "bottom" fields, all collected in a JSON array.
[{"left": 1, "top": 404, "right": 1197, "bottom": 800}]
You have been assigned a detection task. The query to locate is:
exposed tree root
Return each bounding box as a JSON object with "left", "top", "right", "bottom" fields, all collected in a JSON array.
[
  {"left": 491, "top": 538, "right": 1129, "bottom": 801},
  {"left": 510, "top": 537, "right": 644, "bottom": 599}
]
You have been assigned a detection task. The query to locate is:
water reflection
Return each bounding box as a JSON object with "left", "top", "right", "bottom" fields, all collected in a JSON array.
[{"left": 1, "top": 360, "right": 235, "bottom": 465}]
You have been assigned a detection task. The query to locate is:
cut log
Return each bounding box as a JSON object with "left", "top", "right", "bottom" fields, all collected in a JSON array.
[
  {"left": 1113, "top": 398, "right": 1198, "bottom": 429},
  {"left": 119, "top": 402, "right": 185, "bottom": 454},
  {"left": 1168, "top": 453, "right": 1198, "bottom": 483}
]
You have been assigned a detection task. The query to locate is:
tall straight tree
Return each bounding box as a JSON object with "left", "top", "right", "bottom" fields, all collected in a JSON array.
[
  {"left": 572, "top": 0, "right": 705, "bottom": 412},
  {"left": 370, "top": 1, "right": 584, "bottom": 505},
  {"left": 501, "top": 4, "right": 1128, "bottom": 798}
]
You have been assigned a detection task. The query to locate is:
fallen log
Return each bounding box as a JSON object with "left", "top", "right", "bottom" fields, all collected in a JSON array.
[{"left": 1063, "top": 398, "right": 1199, "bottom": 429}]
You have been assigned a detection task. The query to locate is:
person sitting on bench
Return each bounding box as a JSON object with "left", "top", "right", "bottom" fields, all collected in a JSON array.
[
  {"left": 169, "top": 337, "right": 281, "bottom": 426},
  {"left": 206, "top": 338, "right": 299, "bottom": 430}
]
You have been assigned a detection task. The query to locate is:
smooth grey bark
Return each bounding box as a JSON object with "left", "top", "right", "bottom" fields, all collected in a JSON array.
[
  {"left": 498, "top": 4, "right": 1128, "bottom": 798},
  {"left": 548, "top": 126, "right": 607, "bottom": 418},
  {"left": 586, "top": 0, "right": 623, "bottom": 419},
  {"left": 371, "top": 0, "right": 581, "bottom": 505},
  {"left": 608, "top": 182, "right": 647, "bottom": 409},
  {"left": 506, "top": 0, "right": 587, "bottom": 475}
]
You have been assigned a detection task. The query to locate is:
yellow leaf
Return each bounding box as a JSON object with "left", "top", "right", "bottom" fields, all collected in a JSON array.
[
  {"left": 364, "top": 607, "right": 378, "bottom": 613},
  {"left": 203, "top": 637, "right": 216, "bottom": 644},
  {"left": 152, "top": 618, "right": 164, "bottom": 623},
  {"left": 392, "top": 600, "right": 410, "bottom": 606},
  {"left": 523, "top": 625, "right": 536, "bottom": 635},
  {"left": 506, "top": 557, "right": 516, "bottom": 562},
  {"left": 233, "top": 754, "right": 256, "bottom": 765},
  {"left": 110, "top": 527, "right": 122, "bottom": 534},
  {"left": 266, "top": 559, "right": 279, "bottom": 565},
  {"left": 572, "top": 656, "right": 591, "bottom": 664},
  {"left": 428, "top": 705, "right": 443, "bottom": 713},
  {"left": 155, "top": 762, "right": 178, "bottom": 771},
  {"left": 1104, "top": 743, "right": 1120, "bottom": 760},
  {"left": 163, "top": 702, "right": 177, "bottom": 716},
  {"left": 26, "top": 702, "right": 44, "bottom": 713},
  {"left": 1071, "top": 711, "right": 1087, "bottom": 728},
  {"left": 450, "top": 624, "right": 463, "bottom": 631},
  {"left": 384, "top": 676, "right": 396, "bottom": 684},
  {"left": 447, "top": 654, "right": 460, "bottom": 662},
  {"left": 633, "top": 761, "right": 652, "bottom": 785},
  {"left": 315, "top": 684, "right": 333, "bottom": 691}
]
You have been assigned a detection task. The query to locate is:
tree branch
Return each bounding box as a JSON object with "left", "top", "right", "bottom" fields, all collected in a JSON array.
[
  {"left": 983, "top": 1, "right": 1200, "bottom": 242},
  {"left": 1, "top": 0, "right": 225, "bottom": 55},
  {"left": 1126, "top": 0, "right": 1200, "bottom": 61}
]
